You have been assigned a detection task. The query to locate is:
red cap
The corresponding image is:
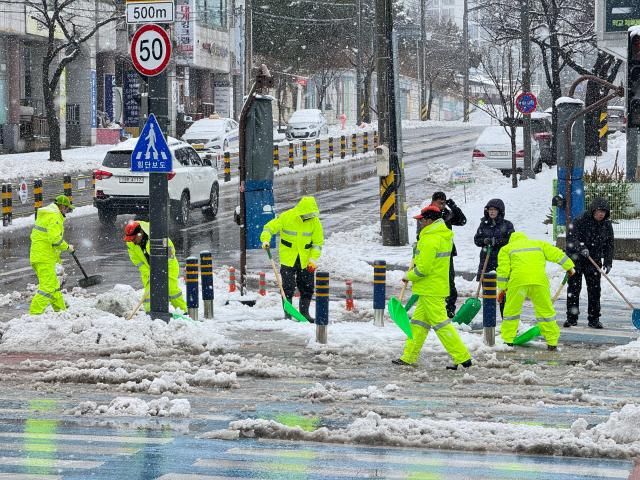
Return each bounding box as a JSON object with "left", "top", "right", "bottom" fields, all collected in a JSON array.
[
  {"left": 413, "top": 205, "right": 442, "bottom": 220},
  {"left": 123, "top": 221, "right": 141, "bottom": 242}
]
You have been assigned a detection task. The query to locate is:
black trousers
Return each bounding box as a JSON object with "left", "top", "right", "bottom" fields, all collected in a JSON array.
[
  {"left": 446, "top": 255, "right": 458, "bottom": 314},
  {"left": 567, "top": 258, "right": 601, "bottom": 323},
  {"left": 281, "top": 258, "right": 314, "bottom": 301}
]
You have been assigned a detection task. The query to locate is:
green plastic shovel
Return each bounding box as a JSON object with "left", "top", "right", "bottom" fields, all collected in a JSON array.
[
  {"left": 265, "top": 247, "right": 309, "bottom": 323},
  {"left": 453, "top": 246, "right": 492, "bottom": 325},
  {"left": 513, "top": 325, "right": 541, "bottom": 345},
  {"left": 388, "top": 259, "right": 415, "bottom": 339}
]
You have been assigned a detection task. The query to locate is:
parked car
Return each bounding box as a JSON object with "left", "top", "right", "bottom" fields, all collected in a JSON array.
[
  {"left": 93, "top": 137, "right": 220, "bottom": 226},
  {"left": 285, "top": 109, "right": 329, "bottom": 140},
  {"left": 472, "top": 126, "right": 542, "bottom": 176},
  {"left": 181, "top": 115, "right": 239, "bottom": 152},
  {"left": 530, "top": 112, "right": 554, "bottom": 166},
  {"left": 607, "top": 106, "right": 626, "bottom": 134}
]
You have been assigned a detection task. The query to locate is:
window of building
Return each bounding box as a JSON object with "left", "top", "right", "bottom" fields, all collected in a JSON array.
[{"left": 196, "top": 0, "right": 228, "bottom": 29}]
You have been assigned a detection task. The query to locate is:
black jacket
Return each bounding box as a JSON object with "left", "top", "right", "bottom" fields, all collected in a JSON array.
[
  {"left": 443, "top": 199, "right": 466, "bottom": 256},
  {"left": 473, "top": 198, "right": 515, "bottom": 276},
  {"left": 566, "top": 198, "right": 614, "bottom": 267}
]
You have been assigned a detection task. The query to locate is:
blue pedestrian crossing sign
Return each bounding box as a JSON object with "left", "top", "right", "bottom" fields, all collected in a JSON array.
[{"left": 131, "top": 114, "right": 172, "bottom": 172}]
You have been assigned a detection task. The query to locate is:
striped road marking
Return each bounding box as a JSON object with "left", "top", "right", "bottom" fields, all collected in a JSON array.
[
  {"left": 0, "top": 475, "right": 61, "bottom": 480},
  {"left": 0, "top": 456, "right": 102, "bottom": 469},
  {"left": 0, "top": 432, "right": 173, "bottom": 444},
  {"left": 0, "top": 442, "right": 139, "bottom": 456}
]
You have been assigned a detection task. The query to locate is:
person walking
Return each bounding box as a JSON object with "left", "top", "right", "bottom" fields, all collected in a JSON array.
[
  {"left": 473, "top": 199, "right": 515, "bottom": 279},
  {"left": 497, "top": 231, "right": 575, "bottom": 350},
  {"left": 260, "top": 196, "right": 324, "bottom": 323},
  {"left": 431, "top": 191, "right": 466, "bottom": 318},
  {"left": 124, "top": 221, "right": 187, "bottom": 313},
  {"left": 29, "top": 195, "right": 75, "bottom": 314},
  {"left": 393, "top": 205, "right": 473, "bottom": 369},
  {"left": 564, "top": 198, "right": 614, "bottom": 329}
]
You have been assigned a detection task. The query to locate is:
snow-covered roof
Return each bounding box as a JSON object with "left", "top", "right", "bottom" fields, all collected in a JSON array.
[
  {"left": 110, "top": 136, "right": 185, "bottom": 151},
  {"left": 630, "top": 26, "right": 640, "bottom": 38},
  {"left": 555, "top": 97, "right": 584, "bottom": 107},
  {"left": 531, "top": 112, "right": 551, "bottom": 119}
]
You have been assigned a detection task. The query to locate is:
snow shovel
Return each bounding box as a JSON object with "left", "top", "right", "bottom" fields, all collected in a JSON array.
[
  {"left": 70, "top": 251, "right": 103, "bottom": 288},
  {"left": 453, "top": 246, "right": 492, "bottom": 325},
  {"left": 388, "top": 259, "right": 414, "bottom": 340},
  {"left": 586, "top": 255, "right": 640, "bottom": 329},
  {"left": 512, "top": 274, "right": 569, "bottom": 345},
  {"left": 265, "top": 247, "right": 309, "bottom": 323}
]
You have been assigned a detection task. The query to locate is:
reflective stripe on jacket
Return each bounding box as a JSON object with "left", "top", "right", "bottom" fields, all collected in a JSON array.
[
  {"left": 496, "top": 231, "right": 574, "bottom": 291},
  {"left": 126, "top": 221, "right": 180, "bottom": 289},
  {"left": 260, "top": 196, "right": 324, "bottom": 268},
  {"left": 407, "top": 219, "right": 453, "bottom": 297},
  {"left": 30, "top": 203, "right": 69, "bottom": 264}
]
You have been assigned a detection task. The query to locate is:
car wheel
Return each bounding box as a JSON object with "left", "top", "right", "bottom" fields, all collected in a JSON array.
[
  {"left": 97, "top": 207, "right": 117, "bottom": 226},
  {"left": 173, "top": 191, "right": 190, "bottom": 225},
  {"left": 203, "top": 183, "right": 219, "bottom": 219}
]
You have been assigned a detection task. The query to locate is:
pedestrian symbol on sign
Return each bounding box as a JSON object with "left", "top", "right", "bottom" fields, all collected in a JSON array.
[{"left": 131, "top": 113, "right": 172, "bottom": 173}]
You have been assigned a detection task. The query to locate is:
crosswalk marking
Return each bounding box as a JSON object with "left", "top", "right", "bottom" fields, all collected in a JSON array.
[
  {"left": 0, "top": 442, "right": 139, "bottom": 456},
  {"left": 0, "top": 432, "right": 172, "bottom": 444},
  {"left": 0, "top": 456, "right": 102, "bottom": 469},
  {"left": 0, "top": 474, "right": 61, "bottom": 480},
  {"left": 225, "top": 447, "right": 630, "bottom": 478},
  {"left": 156, "top": 475, "right": 235, "bottom": 480}
]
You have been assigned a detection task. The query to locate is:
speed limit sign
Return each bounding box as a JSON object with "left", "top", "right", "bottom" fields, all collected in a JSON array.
[{"left": 130, "top": 24, "right": 171, "bottom": 77}]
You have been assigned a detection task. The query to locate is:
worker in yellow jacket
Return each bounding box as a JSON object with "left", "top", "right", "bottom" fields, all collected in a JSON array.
[
  {"left": 124, "top": 221, "right": 187, "bottom": 313},
  {"left": 260, "top": 196, "right": 324, "bottom": 322},
  {"left": 29, "top": 195, "right": 75, "bottom": 314},
  {"left": 497, "top": 231, "right": 575, "bottom": 350},
  {"left": 393, "top": 205, "right": 472, "bottom": 369}
]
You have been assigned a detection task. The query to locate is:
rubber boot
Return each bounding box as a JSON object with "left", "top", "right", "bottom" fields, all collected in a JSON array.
[{"left": 299, "top": 297, "right": 315, "bottom": 323}]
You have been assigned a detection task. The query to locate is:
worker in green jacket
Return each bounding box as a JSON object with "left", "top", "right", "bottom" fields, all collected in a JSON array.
[
  {"left": 497, "top": 231, "right": 575, "bottom": 350},
  {"left": 260, "top": 196, "right": 324, "bottom": 322},
  {"left": 124, "top": 221, "right": 187, "bottom": 313},
  {"left": 29, "top": 195, "right": 75, "bottom": 314},
  {"left": 393, "top": 205, "right": 472, "bottom": 370}
]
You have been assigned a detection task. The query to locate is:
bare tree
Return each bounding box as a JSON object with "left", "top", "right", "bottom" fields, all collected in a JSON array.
[
  {"left": 314, "top": 67, "right": 342, "bottom": 110},
  {"left": 471, "top": 43, "right": 523, "bottom": 188},
  {"left": 26, "top": 0, "right": 120, "bottom": 162}
]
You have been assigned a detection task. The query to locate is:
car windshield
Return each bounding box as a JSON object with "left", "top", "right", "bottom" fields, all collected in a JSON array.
[
  {"left": 290, "top": 112, "right": 320, "bottom": 122},
  {"left": 103, "top": 151, "right": 132, "bottom": 168},
  {"left": 185, "top": 120, "right": 226, "bottom": 135}
]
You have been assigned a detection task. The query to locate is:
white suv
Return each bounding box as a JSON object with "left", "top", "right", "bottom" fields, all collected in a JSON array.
[{"left": 94, "top": 137, "right": 220, "bottom": 226}]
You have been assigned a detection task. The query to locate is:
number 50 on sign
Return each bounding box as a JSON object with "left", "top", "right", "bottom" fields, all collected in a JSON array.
[{"left": 130, "top": 24, "right": 172, "bottom": 77}]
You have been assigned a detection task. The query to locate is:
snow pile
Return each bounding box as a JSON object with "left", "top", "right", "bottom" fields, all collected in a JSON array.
[
  {"left": 300, "top": 382, "right": 398, "bottom": 403},
  {"left": 94, "top": 284, "right": 140, "bottom": 317},
  {"left": 68, "top": 396, "right": 191, "bottom": 417},
  {"left": 222, "top": 407, "right": 640, "bottom": 458},
  {"left": 0, "top": 291, "right": 22, "bottom": 307},
  {"left": 600, "top": 338, "right": 640, "bottom": 363}
]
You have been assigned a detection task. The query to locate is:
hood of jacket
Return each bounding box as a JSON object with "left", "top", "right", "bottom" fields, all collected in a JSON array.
[
  {"left": 588, "top": 197, "right": 610, "bottom": 220},
  {"left": 483, "top": 198, "right": 505, "bottom": 219},
  {"left": 508, "top": 231, "right": 527, "bottom": 243},
  {"left": 419, "top": 218, "right": 453, "bottom": 242},
  {"left": 294, "top": 196, "right": 320, "bottom": 218}
]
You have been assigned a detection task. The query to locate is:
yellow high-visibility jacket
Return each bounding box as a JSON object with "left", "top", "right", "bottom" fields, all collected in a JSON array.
[
  {"left": 497, "top": 231, "right": 574, "bottom": 291},
  {"left": 407, "top": 219, "right": 453, "bottom": 297},
  {"left": 29, "top": 203, "right": 70, "bottom": 264},
  {"left": 260, "top": 196, "right": 324, "bottom": 268},
  {"left": 126, "top": 221, "right": 180, "bottom": 290}
]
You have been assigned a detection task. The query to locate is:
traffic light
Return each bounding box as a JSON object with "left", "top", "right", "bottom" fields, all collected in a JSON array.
[{"left": 628, "top": 32, "right": 640, "bottom": 128}]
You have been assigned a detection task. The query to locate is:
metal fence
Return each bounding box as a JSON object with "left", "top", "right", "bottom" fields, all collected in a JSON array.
[{"left": 553, "top": 180, "right": 640, "bottom": 239}]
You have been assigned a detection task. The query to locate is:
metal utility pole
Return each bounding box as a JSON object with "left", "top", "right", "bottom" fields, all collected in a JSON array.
[
  {"left": 520, "top": 0, "right": 535, "bottom": 179},
  {"left": 462, "top": 0, "right": 469, "bottom": 122},
  {"left": 356, "top": 0, "right": 363, "bottom": 124},
  {"left": 244, "top": 0, "right": 253, "bottom": 94},
  {"left": 376, "top": 0, "right": 408, "bottom": 246},
  {"left": 420, "top": 0, "right": 427, "bottom": 120}
]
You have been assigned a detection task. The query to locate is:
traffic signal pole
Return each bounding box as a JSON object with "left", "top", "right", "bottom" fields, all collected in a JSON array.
[
  {"left": 626, "top": 29, "right": 640, "bottom": 181},
  {"left": 520, "top": 0, "right": 535, "bottom": 180},
  {"left": 376, "top": 0, "right": 408, "bottom": 246}
]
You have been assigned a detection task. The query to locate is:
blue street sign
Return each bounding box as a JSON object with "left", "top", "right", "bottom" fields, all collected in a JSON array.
[
  {"left": 131, "top": 113, "right": 172, "bottom": 172},
  {"left": 515, "top": 92, "right": 537, "bottom": 115}
]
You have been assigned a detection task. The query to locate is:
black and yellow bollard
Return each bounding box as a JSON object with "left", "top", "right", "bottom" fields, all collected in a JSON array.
[
  {"left": 328, "top": 137, "right": 334, "bottom": 161},
  {"left": 273, "top": 145, "right": 280, "bottom": 170},
  {"left": 302, "top": 141, "right": 308, "bottom": 166},
  {"left": 34, "top": 178, "right": 43, "bottom": 218},
  {"left": 374, "top": 130, "right": 379, "bottom": 147},
  {"left": 63, "top": 174, "right": 73, "bottom": 204},
  {"left": 200, "top": 251, "right": 214, "bottom": 319},
  {"left": 340, "top": 136, "right": 346, "bottom": 159},
  {"left": 482, "top": 272, "right": 497, "bottom": 346},
  {"left": 185, "top": 256, "right": 199, "bottom": 321},
  {"left": 363, "top": 131, "right": 369, "bottom": 153},
  {"left": 2, "top": 183, "right": 11, "bottom": 227},
  {"left": 224, "top": 151, "right": 231, "bottom": 182},
  {"left": 92, "top": 172, "right": 96, "bottom": 198},
  {"left": 288, "top": 142, "right": 295, "bottom": 168},
  {"left": 315, "top": 139, "right": 321, "bottom": 164},
  {"left": 599, "top": 110, "right": 608, "bottom": 153},
  {"left": 351, "top": 133, "right": 357, "bottom": 157},
  {"left": 315, "top": 271, "right": 330, "bottom": 344}
]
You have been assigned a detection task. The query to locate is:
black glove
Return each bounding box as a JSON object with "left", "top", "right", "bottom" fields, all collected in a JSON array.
[
  {"left": 446, "top": 198, "right": 456, "bottom": 208},
  {"left": 603, "top": 264, "right": 611, "bottom": 274},
  {"left": 580, "top": 248, "right": 590, "bottom": 258}
]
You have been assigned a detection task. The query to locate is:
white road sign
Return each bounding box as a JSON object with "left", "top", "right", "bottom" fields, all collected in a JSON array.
[{"left": 126, "top": 2, "right": 174, "bottom": 24}]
